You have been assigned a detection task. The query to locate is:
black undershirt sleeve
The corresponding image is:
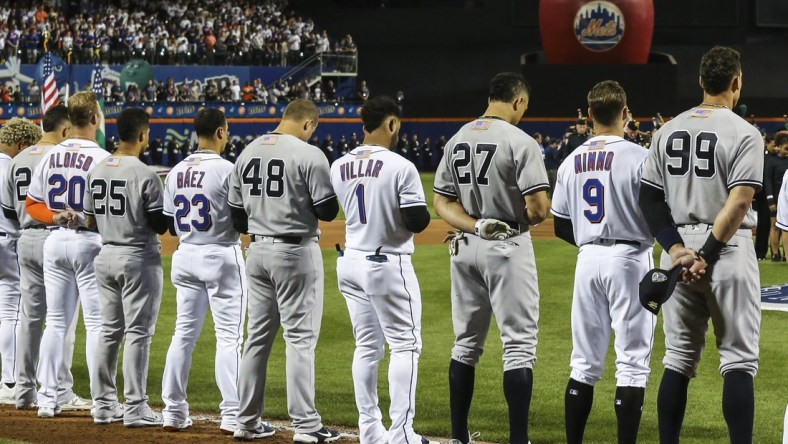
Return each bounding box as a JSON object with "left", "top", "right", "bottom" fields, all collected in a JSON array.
[
  {"left": 314, "top": 197, "right": 339, "bottom": 222},
  {"left": 230, "top": 206, "right": 249, "bottom": 234},
  {"left": 553, "top": 215, "right": 576, "bottom": 246},
  {"left": 638, "top": 182, "right": 683, "bottom": 251},
  {"left": 145, "top": 209, "right": 169, "bottom": 235},
  {"left": 400, "top": 205, "right": 431, "bottom": 233}
]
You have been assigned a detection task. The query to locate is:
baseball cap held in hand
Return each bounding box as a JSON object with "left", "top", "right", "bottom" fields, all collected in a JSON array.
[{"left": 639, "top": 267, "right": 682, "bottom": 315}]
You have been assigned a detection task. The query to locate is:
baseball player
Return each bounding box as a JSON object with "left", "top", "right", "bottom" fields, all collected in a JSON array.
[
  {"left": 551, "top": 81, "right": 656, "bottom": 444},
  {"left": 228, "top": 99, "right": 340, "bottom": 442},
  {"left": 330, "top": 96, "right": 435, "bottom": 444},
  {"left": 161, "top": 108, "right": 246, "bottom": 435},
  {"left": 639, "top": 46, "right": 763, "bottom": 444},
  {"left": 84, "top": 108, "right": 167, "bottom": 426},
  {"left": 0, "top": 118, "right": 40, "bottom": 404},
  {"left": 0, "top": 109, "right": 91, "bottom": 411},
  {"left": 25, "top": 92, "right": 110, "bottom": 418},
  {"left": 434, "top": 72, "right": 550, "bottom": 444}
]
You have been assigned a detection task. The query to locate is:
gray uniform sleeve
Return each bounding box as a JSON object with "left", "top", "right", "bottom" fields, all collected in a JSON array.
[
  {"left": 729, "top": 129, "right": 764, "bottom": 191},
  {"left": 228, "top": 159, "right": 244, "bottom": 209},
  {"left": 140, "top": 169, "right": 164, "bottom": 211},
  {"left": 162, "top": 171, "right": 175, "bottom": 216},
  {"left": 398, "top": 162, "right": 427, "bottom": 208},
  {"left": 83, "top": 171, "right": 96, "bottom": 216},
  {"left": 303, "top": 150, "right": 335, "bottom": 206},
  {"left": 641, "top": 133, "right": 664, "bottom": 190},
  {"left": 433, "top": 138, "right": 457, "bottom": 198},
  {"left": 514, "top": 134, "right": 550, "bottom": 195},
  {"left": 1, "top": 162, "right": 14, "bottom": 212}
]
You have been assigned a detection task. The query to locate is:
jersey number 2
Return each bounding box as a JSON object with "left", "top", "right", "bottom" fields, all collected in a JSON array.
[{"left": 582, "top": 178, "right": 605, "bottom": 223}]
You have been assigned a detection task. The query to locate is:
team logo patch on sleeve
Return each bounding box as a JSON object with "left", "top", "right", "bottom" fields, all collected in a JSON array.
[
  {"left": 472, "top": 120, "right": 491, "bottom": 131},
  {"left": 260, "top": 135, "right": 278, "bottom": 145},
  {"left": 691, "top": 109, "right": 713, "bottom": 118},
  {"left": 106, "top": 157, "right": 121, "bottom": 167}
]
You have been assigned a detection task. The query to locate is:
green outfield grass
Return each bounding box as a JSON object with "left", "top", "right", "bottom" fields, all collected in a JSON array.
[{"left": 65, "top": 242, "right": 787, "bottom": 443}]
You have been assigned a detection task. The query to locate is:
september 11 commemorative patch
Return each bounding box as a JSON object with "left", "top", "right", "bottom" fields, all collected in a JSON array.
[{"left": 761, "top": 284, "right": 788, "bottom": 312}]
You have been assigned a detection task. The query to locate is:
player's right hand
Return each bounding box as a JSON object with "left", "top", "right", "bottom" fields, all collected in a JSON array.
[
  {"left": 669, "top": 247, "right": 706, "bottom": 284},
  {"left": 53, "top": 210, "right": 79, "bottom": 228},
  {"left": 475, "top": 218, "right": 514, "bottom": 240}
]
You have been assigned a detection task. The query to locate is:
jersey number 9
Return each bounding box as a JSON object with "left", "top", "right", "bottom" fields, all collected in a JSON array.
[{"left": 582, "top": 178, "right": 605, "bottom": 223}]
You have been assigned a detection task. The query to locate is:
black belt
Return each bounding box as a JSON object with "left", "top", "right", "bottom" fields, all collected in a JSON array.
[
  {"left": 503, "top": 220, "right": 527, "bottom": 234},
  {"left": 586, "top": 238, "right": 641, "bottom": 247},
  {"left": 250, "top": 235, "right": 302, "bottom": 244},
  {"left": 24, "top": 225, "right": 47, "bottom": 230},
  {"left": 0, "top": 232, "right": 6, "bottom": 237}
]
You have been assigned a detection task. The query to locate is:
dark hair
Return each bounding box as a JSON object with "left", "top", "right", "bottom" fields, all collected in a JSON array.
[
  {"left": 587, "top": 80, "right": 627, "bottom": 127},
  {"left": 116, "top": 108, "right": 149, "bottom": 142},
  {"left": 764, "top": 133, "right": 774, "bottom": 144},
  {"left": 699, "top": 46, "right": 741, "bottom": 96},
  {"left": 42, "top": 104, "right": 70, "bottom": 133},
  {"left": 489, "top": 72, "right": 530, "bottom": 103},
  {"left": 360, "top": 96, "right": 399, "bottom": 132},
  {"left": 776, "top": 132, "right": 788, "bottom": 147},
  {"left": 194, "top": 108, "right": 227, "bottom": 138}
]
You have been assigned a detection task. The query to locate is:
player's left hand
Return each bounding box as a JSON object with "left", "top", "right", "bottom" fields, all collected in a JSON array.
[
  {"left": 475, "top": 219, "right": 514, "bottom": 240},
  {"left": 669, "top": 247, "right": 706, "bottom": 284}
]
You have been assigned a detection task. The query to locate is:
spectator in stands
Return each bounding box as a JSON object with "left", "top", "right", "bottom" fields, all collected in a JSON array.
[
  {"left": 253, "top": 79, "right": 268, "bottom": 103},
  {"left": 126, "top": 84, "right": 140, "bottom": 103},
  {"left": 348, "top": 132, "right": 358, "bottom": 151},
  {"left": 767, "top": 132, "right": 788, "bottom": 261},
  {"left": 397, "top": 133, "right": 408, "bottom": 158},
  {"left": 189, "top": 80, "right": 202, "bottom": 101},
  {"left": 144, "top": 80, "right": 157, "bottom": 102},
  {"left": 317, "top": 30, "right": 330, "bottom": 53},
  {"left": 321, "top": 133, "right": 334, "bottom": 162},
  {"left": 111, "top": 81, "right": 124, "bottom": 103},
  {"left": 204, "top": 80, "right": 219, "bottom": 101},
  {"left": 409, "top": 133, "right": 420, "bottom": 164},
  {"left": 11, "top": 86, "right": 23, "bottom": 103},
  {"left": 313, "top": 83, "right": 322, "bottom": 102},
  {"left": 324, "top": 79, "right": 337, "bottom": 102},
  {"left": 242, "top": 81, "right": 255, "bottom": 102},
  {"left": 419, "top": 137, "right": 431, "bottom": 171},
  {"left": 229, "top": 79, "right": 241, "bottom": 101},
  {"left": 27, "top": 80, "right": 39, "bottom": 103},
  {"left": 431, "top": 135, "right": 446, "bottom": 171},
  {"left": 542, "top": 135, "right": 561, "bottom": 197},
  {"left": 358, "top": 80, "right": 369, "bottom": 102},
  {"left": 0, "top": 85, "right": 9, "bottom": 103}
]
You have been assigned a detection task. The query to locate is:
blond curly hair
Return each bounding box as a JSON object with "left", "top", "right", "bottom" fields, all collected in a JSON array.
[{"left": 0, "top": 118, "right": 42, "bottom": 147}]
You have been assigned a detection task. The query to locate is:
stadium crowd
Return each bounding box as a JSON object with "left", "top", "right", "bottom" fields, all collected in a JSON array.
[{"left": 0, "top": 0, "right": 357, "bottom": 66}]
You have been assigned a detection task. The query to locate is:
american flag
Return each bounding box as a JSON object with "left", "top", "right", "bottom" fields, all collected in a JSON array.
[
  {"left": 41, "top": 52, "right": 59, "bottom": 115},
  {"left": 91, "top": 57, "right": 103, "bottom": 98}
]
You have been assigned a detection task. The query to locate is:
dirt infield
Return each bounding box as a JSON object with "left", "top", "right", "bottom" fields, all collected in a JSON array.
[
  {"left": 160, "top": 218, "right": 556, "bottom": 255},
  {"left": 0, "top": 407, "right": 362, "bottom": 444}
]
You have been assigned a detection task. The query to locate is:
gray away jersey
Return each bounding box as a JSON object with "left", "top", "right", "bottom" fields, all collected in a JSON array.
[
  {"left": 0, "top": 153, "right": 18, "bottom": 236},
  {"left": 641, "top": 107, "right": 764, "bottom": 228},
  {"left": 1, "top": 145, "right": 53, "bottom": 229},
  {"left": 163, "top": 152, "right": 240, "bottom": 245},
  {"left": 433, "top": 118, "right": 549, "bottom": 225},
  {"left": 228, "top": 133, "right": 335, "bottom": 237},
  {"left": 551, "top": 136, "right": 653, "bottom": 246},
  {"left": 83, "top": 155, "right": 164, "bottom": 246}
]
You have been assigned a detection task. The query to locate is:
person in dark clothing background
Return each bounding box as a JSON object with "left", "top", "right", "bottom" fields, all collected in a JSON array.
[
  {"left": 559, "top": 118, "right": 591, "bottom": 161},
  {"left": 754, "top": 133, "right": 776, "bottom": 259},
  {"left": 766, "top": 132, "right": 788, "bottom": 261}
]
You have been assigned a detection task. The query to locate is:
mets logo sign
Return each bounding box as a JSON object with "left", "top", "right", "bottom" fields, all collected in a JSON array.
[{"left": 574, "top": 1, "right": 625, "bottom": 52}]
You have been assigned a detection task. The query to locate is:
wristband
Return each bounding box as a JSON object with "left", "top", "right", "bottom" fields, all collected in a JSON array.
[
  {"left": 655, "top": 227, "right": 683, "bottom": 252},
  {"left": 474, "top": 219, "right": 483, "bottom": 236},
  {"left": 698, "top": 233, "right": 725, "bottom": 265}
]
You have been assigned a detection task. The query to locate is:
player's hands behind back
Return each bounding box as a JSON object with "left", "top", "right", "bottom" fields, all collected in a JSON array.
[
  {"left": 668, "top": 246, "right": 707, "bottom": 284},
  {"left": 53, "top": 210, "right": 79, "bottom": 229},
  {"left": 475, "top": 218, "right": 514, "bottom": 240}
]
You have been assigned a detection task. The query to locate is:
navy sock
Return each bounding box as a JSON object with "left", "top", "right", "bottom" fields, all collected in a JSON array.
[
  {"left": 723, "top": 371, "right": 754, "bottom": 444},
  {"left": 565, "top": 378, "right": 594, "bottom": 444},
  {"left": 449, "top": 359, "right": 475, "bottom": 443},
  {"left": 615, "top": 386, "right": 645, "bottom": 444},
  {"left": 657, "top": 368, "right": 690, "bottom": 444},
  {"left": 504, "top": 367, "right": 533, "bottom": 444}
]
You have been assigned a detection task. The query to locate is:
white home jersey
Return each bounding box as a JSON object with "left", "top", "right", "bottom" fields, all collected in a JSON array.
[
  {"left": 641, "top": 107, "right": 763, "bottom": 228},
  {"left": 164, "top": 152, "right": 240, "bottom": 245},
  {"left": 1, "top": 145, "right": 53, "bottom": 229},
  {"left": 776, "top": 170, "right": 788, "bottom": 231},
  {"left": 27, "top": 139, "right": 110, "bottom": 225},
  {"left": 0, "top": 153, "right": 19, "bottom": 236},
  {"left": 551, "top": 136, "right": 653, "bottom": 246},
  {"left": 331, "top": 145, "right": 426, "bottom": 254}
]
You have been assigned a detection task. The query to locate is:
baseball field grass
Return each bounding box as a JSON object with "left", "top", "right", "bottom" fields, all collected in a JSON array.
[{"left": 60, "top": 241, "right": 788, "bottom": 444}]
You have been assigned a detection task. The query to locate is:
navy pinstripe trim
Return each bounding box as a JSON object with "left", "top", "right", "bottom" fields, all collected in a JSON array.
[
  {"left": 399, "top": 201, "right": 427, "bottom": 208},
  {"left": 432, "top": 187, "right": 457, "bottom": 198},
  {"left": 777, "top": 221, "right": 788, "bottom": 231},
  {"left": 397, "top": 255, "right": 418, "bottom": 444},
  {"left": 146, "top": 206, "right": 164, "bottom": 211},
  {"left": 641, "top": 178, "right": 663, "bottom": 191},
  {"left": 728, "top": 180, "right": 762, "bottom": 190},
  {"left": 228, "top": 201, "right": 244, "bottom": 209},
  {"left": 0, "top": 203, "right": 14, "bottom": 211},
  {"left": 162, "top": 209, "right": 173, "bottom": 216},
  {"left": 522, "top": 183, "right": 550, "bottom": 196},
  {"left": 83, "top": 210, "right": 95, "bottom": 216},
  {"left": 550, "top": 209, "right": 570, "bottom": 218},
  {"left": 26, "top": 193, "right": 44, "bottom": 203},
  {"left": 313, "top": 194, "right": 336, "bottom": 206}
]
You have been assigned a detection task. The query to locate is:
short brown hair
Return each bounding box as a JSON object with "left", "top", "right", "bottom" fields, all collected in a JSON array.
[
  {"left": 282, "top": 99, "right": 318, "bottom": 122},
  {"left": 587, "top": 80, "right": 627, "bottom": 127},
  {"left": 67, "top": 91, "right": 99, "bottom": 128},
  {"left": 0, "top": 117, "right": 42, "bottom": 146}
]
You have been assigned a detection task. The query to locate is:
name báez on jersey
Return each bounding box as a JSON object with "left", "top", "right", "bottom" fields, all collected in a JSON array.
[
  {"left": 176, "top": 168, "right": 205, "bottom": 189},
  {"left": 574, "top": 150, "right": 614, "bottom": 174},
  {"left": 49, "top": 151, "right": 94, "bottom": 171},
  {"left": 338, "top": 158, "right": 384, "bottom": 181}
]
